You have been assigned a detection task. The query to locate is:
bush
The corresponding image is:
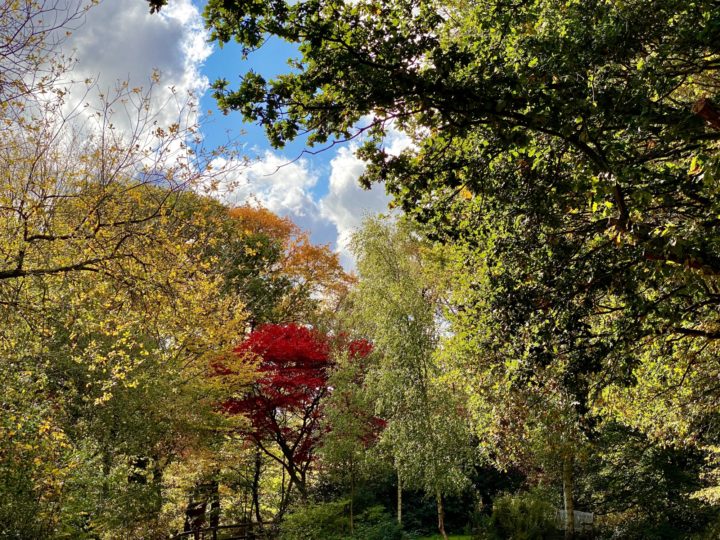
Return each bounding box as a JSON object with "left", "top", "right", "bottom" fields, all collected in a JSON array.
[
  {"left": 280, "top": 500, "right": 350, "bottom": 540},
  {"left": 693, "top": 514, "right": 720, "bottom": 540},
  {"left": 354, "top": 505, "right": 403, "bottom": 540},
  {"left": 279, "top": 501, "right": 403, "bottom": 540},
  {"left": 475, "top": 488, "right": 558, "bottom": 540}
]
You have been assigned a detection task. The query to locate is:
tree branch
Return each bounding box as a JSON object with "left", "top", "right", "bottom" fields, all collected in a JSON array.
[
  {"left": 692, "top": 98, "right": 720, "bottom": 131},
  {"left": 673, "top": 327, "right": 720, "bottom": 339}
]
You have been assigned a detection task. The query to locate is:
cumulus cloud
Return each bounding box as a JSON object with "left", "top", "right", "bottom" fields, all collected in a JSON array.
[
  {"left": 218, "top": 151, "right": 319, "bottom": 215},
  {"left": 319, "top": 123, "right": 413, "bottom": 267},
  {"left": 210, "top": 151, "right": 338, "bottom": 248},
  {"left": 53, "top": 1, "right": 412, "bottom": 270},
  {"left": 211, "top": 121, "right": 413, "bottom": 269},
  {"left": 320, "top": 146, "right": 390, "bottom": 268},
  {"left": 210, "top": 146, "right": 389, "bottom": 269},
  {"left": 62, "top": 0, "right": 210, "bottom": 128}
]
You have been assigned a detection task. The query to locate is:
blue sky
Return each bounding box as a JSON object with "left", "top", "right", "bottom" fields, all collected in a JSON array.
[
  {"left": 200, "top": 37, "right": 317, "bottom": 167},
  {"left": 62, "top": 0, "right": 397, "bottom": 268},
  {"left": 198, "top": 33, "right": 338, "bottom": 201}
]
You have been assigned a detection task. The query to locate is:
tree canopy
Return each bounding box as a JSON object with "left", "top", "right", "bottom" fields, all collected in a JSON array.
[
  {"left": 197, "top": 0, "right": 720, "bottom": 441},
  {"left": 5, "top": 0, "right": 720, "bottom": 537}
]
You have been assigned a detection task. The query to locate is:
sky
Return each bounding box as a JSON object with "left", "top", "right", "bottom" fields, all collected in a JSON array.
[{"left": 60, "top": 0, "right": 395, "bottom": 268}]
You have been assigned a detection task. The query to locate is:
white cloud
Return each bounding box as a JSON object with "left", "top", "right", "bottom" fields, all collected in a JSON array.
[
  {"left": 210, "top": 151, "right": 338, "bottom": 248},
  {"left": 211, "top": 122, "right": 413, "bottom": 270},
  {"left": 385, "top": 125, "right": 415, "bottom": 156},
  {"left": 51, "top": 1, "right": 413, "bottom": 270},
  {"left": 210, "top": 147, "right": 389, "bottom": 269},
  {"left": 319, "top": 123, "right": 412, "bottom": 267},
  {"left": 62, "top": 0, "right": 211, "bottom": 128},
  {"left": 220, "top": 151, "right": 319, "bottom": 215},
  {"left": 320, "top": 146, "right": 390, "bottom": 268}
]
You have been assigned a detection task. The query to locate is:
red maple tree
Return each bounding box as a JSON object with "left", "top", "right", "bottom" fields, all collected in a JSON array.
[{"left": 219, "top": 323, "right": 371, "bottom": 499}]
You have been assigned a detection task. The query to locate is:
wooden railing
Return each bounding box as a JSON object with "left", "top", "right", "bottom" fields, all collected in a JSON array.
[{"left": 170, "top": 522, "right": 277, "bottom": 540}]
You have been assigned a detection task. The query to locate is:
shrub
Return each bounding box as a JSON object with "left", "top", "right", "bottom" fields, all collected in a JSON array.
[
  {"left": 475, "top": 488, "right": 558, "bottom": 540},
  {"left": 280, "top": 500, "right": 349, "bottom": 540},
  {"left": 354, "top": 505, "right": 403, "bottom": 540},
  {"left": 279, "top": 501, "right": 403, "bottom": 540}
]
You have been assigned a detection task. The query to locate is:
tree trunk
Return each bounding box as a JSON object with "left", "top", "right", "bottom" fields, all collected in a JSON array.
[
  {"left": 101, "top": 451, "right": 112, "bottom": 500},
  {"left": 563, "top": 454, "right": 575, "bottom": 540},
  {"left": 281, "top": 461, "right": 286, "bottom": 509},
  {"left": 281, "top": 461, "right": 307, "bottom": 502},
  {"left": 183, "top": 487, "right": 207, "bottom": 540},
  {"left": 349, "top": 463, "right": 355, "bottom": 535},
  {"left": 208, "top": 478, "right": 220, "bottom": 530},
  {"left": 397, "top": 472, "right": 402, "bottom": 526},
  {"left": 298, "top": 468, "right": 307, "bottom": 499},
  {"left": 436, "top": 490, "right": 448, "bottom": 540},
  {"left": 252, "top": 448, "right": 263, "bottom": 525},
  {"left": 277, "top": 468, "right": 295, "bottom": 521},
  {"left": 151, "top": 460, "right": 164, "bottom": 514}
]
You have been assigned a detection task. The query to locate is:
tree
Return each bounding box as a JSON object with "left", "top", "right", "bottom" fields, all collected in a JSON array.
[
  {"left": 151, "top": 0, "right": 720, "bottom": 533},
  {"left": 219, "top": 324, "right": 325, "bottom": 505},
  {"left": 0, "top": 179, "right": 254, "bottom": 536},
  {"left": 348, "top": 216, "right": 475, "bottom": 539},
  {"left": 197, "top": 0, "right": 720, "bottom": 455},
  {"left": 436, "top": 222, "right": 603, "bottom": 537},
  {"left": 0, "top": 3, "right": 256, "bottom": 535},
  {"left": 0, "top": 0, "right": 87, "bottom": 106},
  {"left": 577, "top": 422, "right": 716, "bottom": 538},
  {"left": 168, "top": 202, "right": 354, "bottom": 531},
  {"left": 216, "top": 323, "right": 373, "bottom": 521},
  {"left": 320, "top": 342, "right": 380, "bottom": 534},
  {"left": 222, "top": 205, "right": 352, "bottom": 327}
]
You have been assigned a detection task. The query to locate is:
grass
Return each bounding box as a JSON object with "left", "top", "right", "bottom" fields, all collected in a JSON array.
[{"left": 416, "top": 536, "right": 472, "bottom": 540}]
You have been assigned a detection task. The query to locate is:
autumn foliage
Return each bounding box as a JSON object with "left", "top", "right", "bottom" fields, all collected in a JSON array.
[
  {"left": 229, "top": 205, "right": 354, "bottom": 301},
  {"left": 224, "top": 323, "right": 330, "bottom": 451},
  {"left": 217, "top": 324, "right": 371, "bottom": 495}
]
